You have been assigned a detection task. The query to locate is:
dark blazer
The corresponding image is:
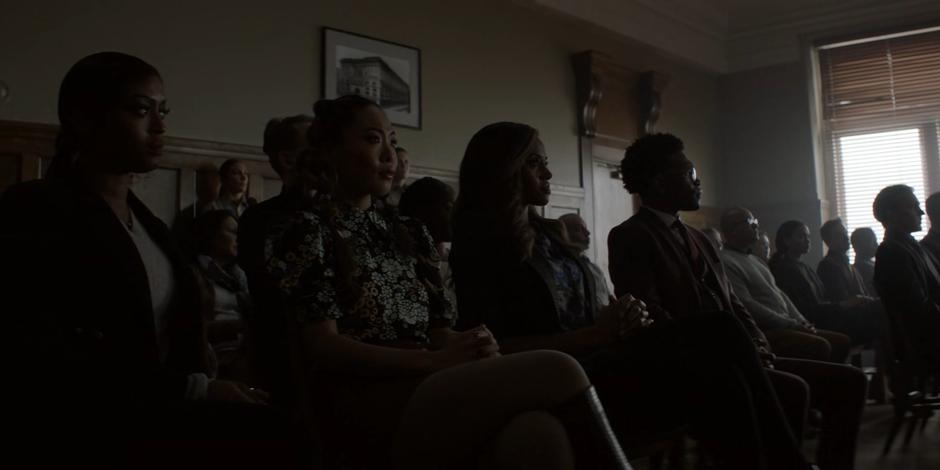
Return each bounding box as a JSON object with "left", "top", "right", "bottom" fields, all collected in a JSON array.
[
  {"left": 770, "top": 255, "right": 839, "bottom": 323},
  {"left": 453, "top": 224, "right": 598, "bottom": 340},
  {"left": 874, "top": 234, "right": 940, "bottom": 366},
  {"left": 923, "top": 229, "right": 940, "bottom": 268},
  {"left": 1, "top": 179, "right": 207, "bottom": 427},
  {"left": 817, "top": 252, "right": 869, "bottom": 302},
  {"left": 237, "top": 187, "right": 304, "bottom": 403},
  {"left": 607, "top": 208, "right": 768, "bottom": 345}
]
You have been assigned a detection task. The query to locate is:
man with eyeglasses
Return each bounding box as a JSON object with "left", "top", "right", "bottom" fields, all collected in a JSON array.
[
  {"left": 720, "top": 208, "right": 850, "bottom": 364},
  {"left": 609, "top": 133, "right": 866, "bottom": 470}
]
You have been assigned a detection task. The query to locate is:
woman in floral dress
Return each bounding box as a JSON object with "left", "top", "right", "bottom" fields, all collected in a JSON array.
[{"left": 266, "top": 95, "right": 633, "bottom": 469}]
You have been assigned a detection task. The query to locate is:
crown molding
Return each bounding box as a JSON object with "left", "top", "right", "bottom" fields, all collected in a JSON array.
[
  {"left": 523, "top": 0, "right": 728, "bottom": 72},
  {"left": 726, "top": 0, "right": 940, "bottom": 72},
  {"left": 522, "top": 0, "right": 940, "bottom": 74}
]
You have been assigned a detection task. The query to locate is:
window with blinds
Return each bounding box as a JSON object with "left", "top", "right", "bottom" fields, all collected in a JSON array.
[{"left": 818, "top": 26, "right": 940, "bottom": 253}]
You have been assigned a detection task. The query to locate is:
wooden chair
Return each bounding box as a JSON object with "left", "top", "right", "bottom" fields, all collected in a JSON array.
[
  {"left": 593, "top": 374, "right": 691, "bottom": 470},
  {"left": 880, "top": 307, "right": 940, "bottom": 454},
  {"left": 849, "top": 344, "right": 887, "bottom": 404}
]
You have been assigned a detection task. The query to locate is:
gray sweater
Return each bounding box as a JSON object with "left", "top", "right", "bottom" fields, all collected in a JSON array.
[{"left": 720, "top": 248, "right": 808, "bottom": 330}]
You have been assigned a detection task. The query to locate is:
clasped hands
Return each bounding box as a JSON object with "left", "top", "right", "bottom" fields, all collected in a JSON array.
[{"left": 596, "top": 294, "right": 654, "bottom": 342}]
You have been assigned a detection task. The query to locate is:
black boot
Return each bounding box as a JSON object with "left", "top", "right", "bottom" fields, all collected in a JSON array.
[{"left": 552, "top": 385, "right": 633, "bottom": 470}]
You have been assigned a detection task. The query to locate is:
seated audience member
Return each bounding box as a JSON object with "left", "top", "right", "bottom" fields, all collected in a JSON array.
[
  {"left": 194, "top": 210, "right": 249, "bottom": 349},
  {"left": 559, "top": 212, "right": 612, "bottom": 307},
  {"left": 851, "top": 227, "right": 879, "bottom": 295},
  {"left": 238, "top": 114, "right": 312, "bottom": 404},
  {"left": 818, "top": 218, "right": 872, "bottom": 302},
  {"left": 384, "top": 145, "right": 411, "bottom": 206},
  {"left": 607, "top": 133, "right": 865, "bottom": 470},
  {"left": 770, "top": 220, "right": 883, "bottom": 346},
  {"left": 0, "top": 52, "right": 295, "bottom": 468},
  {"left": 171, "top": 162, "right": 220, "bottom": 258},
  {"left": 702, "top": 226, "right": 723, "bottom": 251},
  {"left": 212, "top": 158, "right": 256, "bottom": 217},
  {"left": 451, "top": 123, "right": 812, "bottom": 470},
  {"left": 873, "top": 185, "right": 940, "bottom": 369},
  {"left": 923, "top": 191, "right": 940, "bottom": 264},
  {"left": 720, "top": 208, "right": 850, "bottom": 363},
  {"left": 754, "top": 230, "right": 772, "bottom": 265},
  {"left": 398, "top": 177, "right": 458, "bottom": 310},
  {"left": 266, "top": 97, "right": 631, "bottom": 470},
  {"left": 398, "top": 176, "right": 455, "bottom": 254}
]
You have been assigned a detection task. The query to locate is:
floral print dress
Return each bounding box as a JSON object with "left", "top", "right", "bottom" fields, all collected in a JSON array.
[
  {"left": 265, "top": 202, "right": 457, "bottom": 466},
  {"left": 265, "top": 202, "right": 456, "bottom": 346}
]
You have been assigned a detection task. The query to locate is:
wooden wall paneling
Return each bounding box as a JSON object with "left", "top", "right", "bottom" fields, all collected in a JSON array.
[
  {"left": 0, "top": 120, "right": 277, "bottom": 216},
  {"left": 178, "top": 168, "right": 196, "bottom": 210},
  {"left": 573, "top": 51, "right": 670, "bottom": 262},
  {"left": 0, "top": 152, "right": 19, "bottom": 191},
  {"left": 0, "top": 120, "right": 592, "bottom": 224}
]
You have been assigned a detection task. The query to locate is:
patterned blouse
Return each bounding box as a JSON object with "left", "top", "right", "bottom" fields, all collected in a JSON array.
[
  {"left": 533, "top": 230, "right": 590, "bottom": 331},
  {"left": 265, "top": 202, "right": 455, "bottom": 345}
]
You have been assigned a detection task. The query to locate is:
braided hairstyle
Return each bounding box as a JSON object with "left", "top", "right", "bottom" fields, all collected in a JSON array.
[
  {"left": 48, "top": 52, "right": 161, "bottom": 180},
  {"left": 300, "top": 95, "right": 414, "bottom": 310}
]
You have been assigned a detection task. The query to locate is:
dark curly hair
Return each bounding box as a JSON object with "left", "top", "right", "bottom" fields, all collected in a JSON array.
[{"left": 619, "top": 133, "right": 684, "bottom": 196}]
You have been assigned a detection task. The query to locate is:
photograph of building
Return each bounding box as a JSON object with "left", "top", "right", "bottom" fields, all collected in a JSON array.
[{"left": 337, "top": 56, "right": 411, "bottom": 112}]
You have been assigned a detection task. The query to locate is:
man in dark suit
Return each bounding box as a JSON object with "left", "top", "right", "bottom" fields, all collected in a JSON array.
[
  {"left": 818, "top": 218, "right": 872, "bottom": 302},
  {"left": 851, "top": 227, "right": 879, "bottom": 295},
  {"left": 873, "top": 185, "right": 940, "bottom": 369},
  {"left": 238, "top": 114, "right": 312, "bottom": 407},
  {"left": 608, "top": 133, "right": 866, "bottom": 470},
  {"left": 923, "top": 192, "right": 940, "bottom": 265}
]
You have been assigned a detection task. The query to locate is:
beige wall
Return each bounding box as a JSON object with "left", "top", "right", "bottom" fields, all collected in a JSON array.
[
  {"left": 717, "top": 61, "right": 827, "bottom": 262},
  {"left": 0, "top": 0, "right": 719, "bottom": 201}
]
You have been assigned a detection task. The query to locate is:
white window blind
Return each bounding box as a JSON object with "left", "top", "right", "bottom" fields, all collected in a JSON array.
[{"left": 818, "top": 27, "right": 940, "bottom": 255}]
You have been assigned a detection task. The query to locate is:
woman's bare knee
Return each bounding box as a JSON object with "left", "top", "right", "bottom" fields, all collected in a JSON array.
[
  {"left": 492, "top": 411, "right": 573, "bottom": 470},
  {"left": 516, "top": 350, "right": 590, "bottom": 399}
]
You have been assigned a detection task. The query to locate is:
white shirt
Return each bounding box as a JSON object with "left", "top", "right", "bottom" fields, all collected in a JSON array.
[
  {"left": 126, "top": 211, "right": 176, "bottom": 361},
  {"left": 124, "top": 210, "right": 209, "bottom": 400}
]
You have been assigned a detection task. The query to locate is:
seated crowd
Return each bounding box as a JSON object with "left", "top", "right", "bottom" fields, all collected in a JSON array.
[{"left": 2, "top": 51, "right": 939, "bottom": 470}]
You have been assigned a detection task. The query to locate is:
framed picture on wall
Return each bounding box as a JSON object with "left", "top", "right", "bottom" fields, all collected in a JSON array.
[{"left": 322, "top": 27, "right": 422, "bottom": 129}]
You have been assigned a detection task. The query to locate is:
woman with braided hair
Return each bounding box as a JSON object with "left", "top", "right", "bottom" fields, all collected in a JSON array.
[{"left": 265, "top": 95, "right": 632, "bottom": 469}]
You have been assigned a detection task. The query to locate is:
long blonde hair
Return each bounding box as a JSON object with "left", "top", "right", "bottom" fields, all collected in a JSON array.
[{"left": 452, "top": 122, "right": 538, "bottom": 263}]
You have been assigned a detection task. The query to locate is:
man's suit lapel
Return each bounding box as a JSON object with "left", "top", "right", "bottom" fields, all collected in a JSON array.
[{"left": 636, "top": 209, "right": 704, "bottom": 303}]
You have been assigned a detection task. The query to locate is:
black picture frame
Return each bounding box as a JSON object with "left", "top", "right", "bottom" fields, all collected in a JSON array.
[{"left": 322, "top": 27, "right": 422, "bottom": 129}]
